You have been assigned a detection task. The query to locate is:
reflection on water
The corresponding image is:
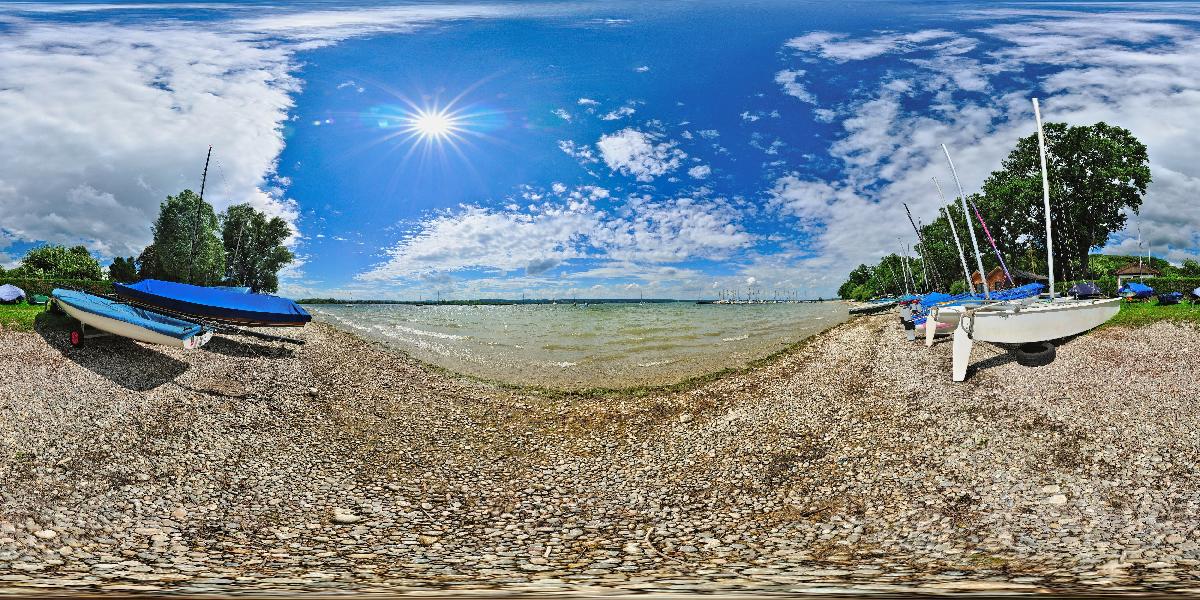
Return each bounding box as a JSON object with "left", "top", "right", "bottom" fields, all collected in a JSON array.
[{"left": 309, "top": 302, "right": 848, "bottom": 389}]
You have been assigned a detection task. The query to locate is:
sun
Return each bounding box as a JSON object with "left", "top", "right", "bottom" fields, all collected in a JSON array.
[{"left": 405, "top": 107, "right": 462, "bottom": 143}]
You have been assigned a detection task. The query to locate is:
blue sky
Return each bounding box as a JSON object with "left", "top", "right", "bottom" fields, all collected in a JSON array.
[{"left": 2, "top": 1, "right": 1199, "bottom": 298}]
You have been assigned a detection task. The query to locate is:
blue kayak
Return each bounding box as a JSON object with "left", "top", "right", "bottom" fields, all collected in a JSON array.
[
  {"left": 52, "top": 288, "right": 211, "bottom": 349},
  {"left": 114, "top": 279, "right": 311, "bottom": 327}
]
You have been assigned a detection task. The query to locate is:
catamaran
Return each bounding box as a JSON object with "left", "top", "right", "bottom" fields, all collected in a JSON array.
[{"left": 936, "top": 98, "right": 1120, "bottom": 381}]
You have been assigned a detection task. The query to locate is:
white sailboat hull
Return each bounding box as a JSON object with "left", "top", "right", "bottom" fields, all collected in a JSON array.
[
  {"left": 59, "top": 301, "right": 213, "bottom": 349},
  {"left": 941, "top": 297, "right": 1120, "bottom": 381}
]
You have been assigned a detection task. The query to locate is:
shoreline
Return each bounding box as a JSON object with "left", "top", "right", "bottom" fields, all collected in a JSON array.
[{"left": 3, "top": 314, "right": 1200, "bottom": 594}]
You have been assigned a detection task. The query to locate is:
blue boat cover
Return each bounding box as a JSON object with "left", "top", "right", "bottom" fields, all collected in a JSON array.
[
  {"left": 52, "top": 289, "right": 203, "bottom": 340},
  {"left": 113, "top": 279, "right": 311, "bottom": 326},
  {"left": 0, "top": 284, "right": 25, "bottom": 302},
  {"left": 1068, "top": 282, "right": 1101, "bottom": 298},
  {"left": 1119, "top": 282, "right": 1154, "bottom": 298},
  {"left": 1159, "top": 291, "right": 1184, "bottom": 304}
]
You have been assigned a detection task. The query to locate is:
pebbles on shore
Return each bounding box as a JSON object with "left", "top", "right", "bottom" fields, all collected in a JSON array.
[{"left": 2, "top": 315, "right": 1200, "bottom": 594}]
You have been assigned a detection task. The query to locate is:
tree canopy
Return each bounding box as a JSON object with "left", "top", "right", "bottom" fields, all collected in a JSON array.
[
  {"left": 108, "top": 256, "right": 138, "bottom": 282},
  {"left": 138, "top": 189, "right": 225, "bottom": 285},
  {"left": 8, "top": 244, "right": 102, "bottom": 280},
  {"left": 220, "top": 203, "right": 294, "bottom": 293},
  {"left": 839, "top": 120, "right": 1152, "bottom": 297}
]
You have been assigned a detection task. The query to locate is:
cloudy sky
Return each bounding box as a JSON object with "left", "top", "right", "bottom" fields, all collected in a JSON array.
[{"left": 2, "top": 1, "right": 1199, "bottom": 299}]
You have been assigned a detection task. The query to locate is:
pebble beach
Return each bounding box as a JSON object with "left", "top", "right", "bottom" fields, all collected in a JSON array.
[{"left": 3, "top": 312, "right": 1200, "bottom": 595}]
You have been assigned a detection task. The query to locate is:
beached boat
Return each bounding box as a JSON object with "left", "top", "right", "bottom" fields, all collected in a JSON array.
[
  {"left": 52, "top": 288, "right": 212, "bottom": 349},
  {"left": 939, "top": 99, "right": 1120, "bottom": 381},
  {"left": 1119, "top": 282, "right": 1154, "bottom": 300},
  {"left": 114, "top": 279, "right": 311, "bottom": 327},
  {"left": 1158, "top": 291, "right": 1183, "bottom": 305}
]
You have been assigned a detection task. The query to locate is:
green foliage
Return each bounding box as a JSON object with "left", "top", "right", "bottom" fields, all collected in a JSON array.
[
  {"left": 0, "top": 303, "right": 43, "bottom": 331},
  {"left": 0, "top": 277, "right": 111, "bottom": 297},
  {"left": 980, "top": 121, "right": 1150, "bottom": 280},
  {"left": 949, "top": 280, "right": 967, "bottom": 295},
  {"left": 220, "top": 203, "right": 294, "bottom": 294},
  {"left": 108, "top": 256, "right": 138, "bottom": 282},
  {"left": 1108, "top": 300, "right": 1200, "bottom": 328},
  {"left": 842, "top": 120, "right": 1152, "bottom": 294},
  {"left": 139, "top": 190, "right": 225, "bottom": 285},
  {"left": 9, "top": 244, "right": 102, "bottom": 280}
]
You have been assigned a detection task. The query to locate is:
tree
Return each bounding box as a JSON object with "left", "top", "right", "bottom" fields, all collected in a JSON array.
[
  {"left": 139, "top": 190, "right": 225, "bottom": 285},
  {"left": 220, "top": 203, "right": 294, "bottom": 293},
  {"left": 838, "top": 264, "right": 873, "bottom": 299},
  {"left": 981, "top": 121, "right": 1150, "bottom": 280},
  {"left": 10, "top": 244, "right": 102, "bottom": 280},
  {"left": 1182, "top": 259, "right": 1200, "bottom": 277},
  {"left": 108, "top": 256, "right": 138, "bottom": 282}
]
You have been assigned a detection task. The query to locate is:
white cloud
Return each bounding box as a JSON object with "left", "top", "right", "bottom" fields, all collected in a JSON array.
[
  {"left": 552, "top": 108, "right": 572, "bottom": 121},
  {"left": 600, "top": 105, "right": 636, "bottom": 121},
  {"left": 687, "top": 164, "right": 712, "bottom": 179},
  {"left": 558, "top": 140, "right": 599, "bottom": 164},
  {"left": 359, "top": 187, "right": 752, "bottom": 281},
  {"left": 595, "top": 128, "right": 686, "bottom": 182},
  {"left": 577, "top": 97, "right": 599, "bottom": 106},
  {"left": 634, "top": 65, "right": 650, "bottom": 73},
  {"left": 774, "top": 69, "right": 815, "bottom": 103},
  {"left": 785, "top": 29, "right": 961, "bottom": 62}
]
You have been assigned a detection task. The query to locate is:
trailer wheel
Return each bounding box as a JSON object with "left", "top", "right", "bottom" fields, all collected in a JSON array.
[
  {"left": 69, "top": 326, "right": 84, "bottom": 348},
  {"left": 1014, "top": 341, "right": 1055, "bottom": 367},
  {"left": 47, "top": 298, "right": 63, "bottom": 315}
]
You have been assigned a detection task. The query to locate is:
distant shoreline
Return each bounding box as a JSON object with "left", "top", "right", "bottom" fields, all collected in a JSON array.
[{"left": 299, "top": 298, "right": 838, "bottom": 306}]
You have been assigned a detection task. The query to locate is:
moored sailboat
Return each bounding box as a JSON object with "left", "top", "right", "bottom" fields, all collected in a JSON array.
[{"left": 937, "top": 98, "right": 1120, "bottom": 381}]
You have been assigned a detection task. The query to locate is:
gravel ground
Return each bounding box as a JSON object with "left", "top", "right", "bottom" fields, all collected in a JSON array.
[{"left": 2, "top": 314, "right": 1200, "bottom": 595}]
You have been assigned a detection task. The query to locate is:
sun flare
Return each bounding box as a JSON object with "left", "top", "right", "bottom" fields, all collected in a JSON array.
[{"left": 405, "top": 107, "right": 462, "bottom": 143}]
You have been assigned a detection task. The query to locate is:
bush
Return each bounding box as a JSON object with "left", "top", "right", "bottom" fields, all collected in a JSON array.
[{"left": 0, "top": 278, "right": 112, "bottom": 298}]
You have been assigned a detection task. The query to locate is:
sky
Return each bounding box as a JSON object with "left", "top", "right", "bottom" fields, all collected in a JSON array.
[{"left": 2, "top": 1, "right": 1200, "bottom": 299}]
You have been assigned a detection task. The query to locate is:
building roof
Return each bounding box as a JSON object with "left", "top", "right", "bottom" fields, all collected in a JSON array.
[
  {"left": 1114, "top": 263, "right": 1161, "bottom": 276},
  {"left": 1010, "top": 268, "right": 1047, "bottom": 281}
]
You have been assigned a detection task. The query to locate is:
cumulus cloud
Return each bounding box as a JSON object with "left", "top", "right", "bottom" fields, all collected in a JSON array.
[
  {"left": 359, "top": 187, "right": 751, "bottom": 281},
  {"left": 687, "top": 164, "right": 712, "bottom": 179},
  {"left": 595, "top": 128, "right": 686, "bottom": 182},
  {"left": 774, "top": 69, "right": 816, "bottom": 103},
  {"left": 772, "top": 9, "right": 1200, "bottom": 287}
]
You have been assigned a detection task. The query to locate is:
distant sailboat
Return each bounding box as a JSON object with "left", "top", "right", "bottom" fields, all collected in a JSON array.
[{"left": 937, "top": 98, "right": 1120, "bottom": 381}]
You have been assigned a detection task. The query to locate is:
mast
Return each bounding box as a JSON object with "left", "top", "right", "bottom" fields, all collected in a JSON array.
[
  {"left": 904, "top": 203, "right": 938, "bottom": 290},
  {"left": 934, "top": 178, "right": 974, "bottom": 294},
  {"left": 1032, "top": 98, "right": 1055, "bottom": 300},
  {"left": 188, "top": 145, "right": 214, "bottom": 285},
  {"left": 966, "top": 197, "right": 1014, "bottom": 287},
  {"left": 942, "top": 144, "right": 990, "bottom": 299}
]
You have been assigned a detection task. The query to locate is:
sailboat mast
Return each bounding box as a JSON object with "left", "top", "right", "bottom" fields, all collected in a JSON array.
[
  {"left": 934, "top": 178, "right": 974, "bottom": 294},
  {"left": 903, "top": 203, "right": 937, "bottom": 290},
  {"left": 942, "top": 144, "right": 990, "bottom": 299},
  {"left": 1032, "top": 98, "right": 1055, "bottom": 300}
]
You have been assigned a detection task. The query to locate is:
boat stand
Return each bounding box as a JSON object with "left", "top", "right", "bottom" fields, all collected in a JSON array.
[
  {"left": 951, "top": 313, "right": 974, "bottom": 382},
  {"left": 70, "top": 320, "right": 113, "bottom": 347}
]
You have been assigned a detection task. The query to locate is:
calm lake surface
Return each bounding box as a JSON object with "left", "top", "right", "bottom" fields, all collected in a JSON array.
[{"left": 309, "top": 302, "right": 849, "bottom": 389}]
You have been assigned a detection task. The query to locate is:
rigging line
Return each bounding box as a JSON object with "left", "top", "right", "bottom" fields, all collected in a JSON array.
[{"left": 965, "top": 198, "right": 1014, "bottom": 287}]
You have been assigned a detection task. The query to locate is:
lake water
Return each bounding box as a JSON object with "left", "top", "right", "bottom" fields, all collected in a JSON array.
[{"left": 309, "top": 301, "right": 849, "bottom": 390}]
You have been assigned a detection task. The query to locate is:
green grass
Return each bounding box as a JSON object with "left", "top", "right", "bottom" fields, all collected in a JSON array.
[
  {"left": 1107, "top": 299, "right": 1200, "bottom": 328},
  {"left": 0, "top": 303, "right": 45, "bottom": 331}
]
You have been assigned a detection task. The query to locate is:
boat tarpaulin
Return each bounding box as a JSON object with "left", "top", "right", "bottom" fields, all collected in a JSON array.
[
  {"left": 1068, "top": 282, "right": 1101, "bottom": 298},
  {"left": 1119, "top": 282, "right": 1154, "bottom": 298},
  {"left": 53, "top": 289, "right": 204, "bottom": 340},
  {"left": 113, "top": 279, "right": 311, "bottom": 327},
  {"left": 0, "top": 284, "right": 25, "bottom": 303}
]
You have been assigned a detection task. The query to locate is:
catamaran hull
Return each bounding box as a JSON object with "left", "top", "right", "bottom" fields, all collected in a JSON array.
[
  {"left": 942, "top": 298, "right": 1120, "bottom": 381},
  {"left": 58, "top": 301, "right": 213, "bottom": 349}
]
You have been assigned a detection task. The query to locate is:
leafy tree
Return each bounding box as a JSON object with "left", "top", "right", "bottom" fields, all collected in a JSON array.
[
  {"left": 220, "top": 203, "right": 294, "bottom": 293},
  {"left": 981, "top": 121, "right": 1150, "bottom": 280},
  {"left": 838, "top": 264, "right": 873, "bottom": 299},
  {"left": 139, "top": 190, "right": 225, "bottom": 285},
  {"left": 10, "top": 244, "right": 102, "bottom": 280},
  {"left": 108, "top": 256, "right": 138, "bottom": 282},
  {"left": 1182, "top": 259, "right": 1200, "bottom": 277}
]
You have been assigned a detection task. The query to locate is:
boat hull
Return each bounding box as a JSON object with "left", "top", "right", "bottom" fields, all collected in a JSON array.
[
  {"left": 941, "top": 297, "right": 1120, "bottom": 381},
  {"left": 58, "top": 300, "right": 212, "bottom": 349}
]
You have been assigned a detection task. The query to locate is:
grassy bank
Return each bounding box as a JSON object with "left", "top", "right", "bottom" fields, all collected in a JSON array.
[
  {"left": 0, "top": 304, "right": 42, "bottom": 331},
  {"left": 1109, "top": 299, "right": 1200, "bottom": 327}
]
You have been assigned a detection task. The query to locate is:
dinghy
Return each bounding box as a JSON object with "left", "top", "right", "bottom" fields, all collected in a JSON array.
[
  {"left": 51, "top": 288, "right": 212, "bottom": 349},
  {"left": 1158, "top": 291, "right": 1183, "bottom": 305},
  {"left": 940, "top": 98, "right": 1120, "bottom": 381},
  {"left": 1068, "top": 282, "right": 1102, "bottom": 299},
  {"left": 114, "top": 279, "right": 311, "bottom": 327}
]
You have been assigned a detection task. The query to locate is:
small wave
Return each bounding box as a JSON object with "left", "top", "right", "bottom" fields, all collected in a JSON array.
[
  {"left": 722, "top": 334, "right": 750, "bottom": 342},
  {"left": 390, "top": 324, "right": 465, "bottom": 340},
  {"left": 552, "top": 361, "right": 577, "bottom": 368}
]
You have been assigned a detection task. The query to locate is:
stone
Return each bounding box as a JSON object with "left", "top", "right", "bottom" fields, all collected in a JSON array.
[
  {"left": 332, "top": 513, "right": 363, "bottom": 524},
  {"left": 34, "top": 530, "right": 58, "bottom": 540},
  {"left": 1040, "top": 484, "right": 1061, "bottom": 494},
  {"left": 1046, "top": 494, "right": 1067, "bottom": 505},
  {"left": 679, "top": 413, "right": 693, "bottom": 424}
]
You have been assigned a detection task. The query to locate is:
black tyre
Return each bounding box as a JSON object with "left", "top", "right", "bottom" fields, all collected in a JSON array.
[
  {"left": 69, "top": 326, "right": 84, "bottom": 348},
  {"left": 1014, "top": 341, "right": 1055, "bottom": 367}
]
